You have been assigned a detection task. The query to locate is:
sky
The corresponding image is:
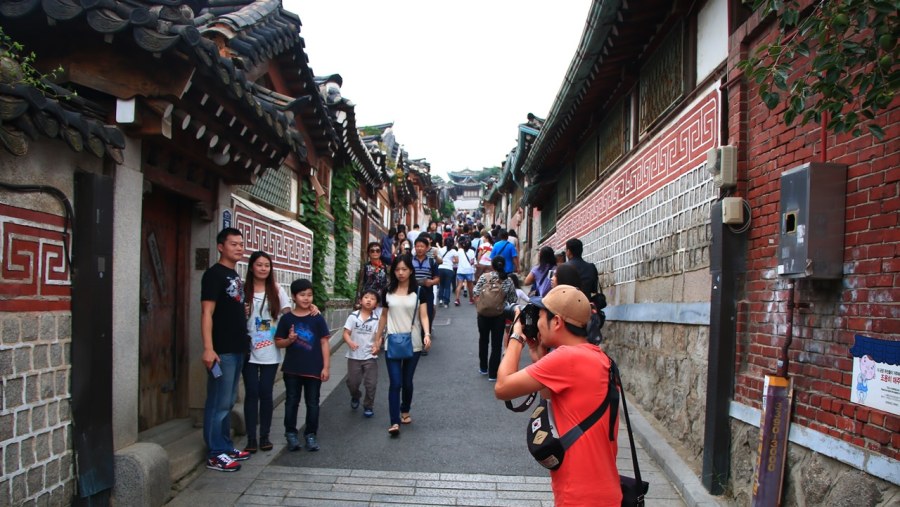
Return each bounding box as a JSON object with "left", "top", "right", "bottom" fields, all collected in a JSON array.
[{"left": 284, "top": 1, "right": 593, "bottom": 180}]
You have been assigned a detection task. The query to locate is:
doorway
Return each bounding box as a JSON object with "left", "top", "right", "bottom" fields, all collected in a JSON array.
[{"left": 138, "top": 187, "right": 190, "bottom": 430}]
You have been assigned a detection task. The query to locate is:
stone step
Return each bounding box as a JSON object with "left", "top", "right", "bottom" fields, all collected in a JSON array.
[
  {"left": 138, "top": 418, "right": 195, "bottom": 448},
  {"left": 163, "top": 428, "right": 207, "bottom": 483}
]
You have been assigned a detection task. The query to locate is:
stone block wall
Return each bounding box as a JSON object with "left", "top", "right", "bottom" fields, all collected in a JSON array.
[
  {"left": 0, "top": 311, "right": 75, "bottom": 505},
  {"left": 604, "top": 321, "right": 709, "bottom": 460},
  {"left": 729, "top": 420, "right": 900, "bottom": 505}
]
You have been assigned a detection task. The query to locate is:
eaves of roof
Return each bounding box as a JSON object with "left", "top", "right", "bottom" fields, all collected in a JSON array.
[
  {"left": 330, "top": 98, "right": 388, "bottom": 187},
  {"left": 0, "top": 82, "right": 125, "bottom": 160},
  {"left": 0, "top": 0, "right": 337, "bottom": 173},
  {"left": 520, "top": 0, "right": 674, "bottom": 187}
]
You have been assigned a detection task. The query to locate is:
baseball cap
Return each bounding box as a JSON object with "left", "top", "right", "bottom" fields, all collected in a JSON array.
[{"left": 529, "top": 284, "right": 590, "bottom": 328}]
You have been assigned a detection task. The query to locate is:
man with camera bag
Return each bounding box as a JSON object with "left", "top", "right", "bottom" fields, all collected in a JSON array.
[{"left": 494, "top": 285, "right": 621, "bottom": 506}]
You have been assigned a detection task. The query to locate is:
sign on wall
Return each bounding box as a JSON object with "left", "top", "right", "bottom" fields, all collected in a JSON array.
[{"left": 849, "top": 334, "right": 900, "bottom": 416}]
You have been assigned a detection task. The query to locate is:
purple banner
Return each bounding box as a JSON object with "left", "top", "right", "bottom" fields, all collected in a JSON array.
[{"left": 752, "top": 375, "right": 793, "bottom": 507}]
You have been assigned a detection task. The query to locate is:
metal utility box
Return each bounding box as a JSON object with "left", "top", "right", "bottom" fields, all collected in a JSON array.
[{"left": 777, "top": 162, "right": 847, "bottom": 278}]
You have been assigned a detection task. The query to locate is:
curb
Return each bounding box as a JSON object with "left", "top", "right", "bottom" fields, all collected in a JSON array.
[{"left": 627, "top": 404, "right": 729, "bottom": 506}]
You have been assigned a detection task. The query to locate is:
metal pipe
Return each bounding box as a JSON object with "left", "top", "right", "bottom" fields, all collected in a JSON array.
[{"left": 777, "top": 282, "right": 795, "bottom": 377}]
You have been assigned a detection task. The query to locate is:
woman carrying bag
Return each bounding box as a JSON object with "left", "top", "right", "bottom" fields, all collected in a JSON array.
[{"left": 375, "top": 254, "right": 431, "bottom": 436}]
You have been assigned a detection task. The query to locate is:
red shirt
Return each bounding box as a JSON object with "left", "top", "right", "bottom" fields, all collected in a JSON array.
[{"left": 526, "top": 343, "right": 621, "bottom": 507}]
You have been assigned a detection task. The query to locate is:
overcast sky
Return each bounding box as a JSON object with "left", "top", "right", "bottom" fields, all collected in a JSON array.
[{"left": 285, "top": 1, "right": 593, "bottom": 179}]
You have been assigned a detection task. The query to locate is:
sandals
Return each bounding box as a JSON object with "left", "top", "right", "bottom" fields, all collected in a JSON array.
[
  {"left": 388, "top": 424, "right": 400, "bottom": 436},
  {"left": 400, "top": 413, "right": 412, "bottom": 424}
]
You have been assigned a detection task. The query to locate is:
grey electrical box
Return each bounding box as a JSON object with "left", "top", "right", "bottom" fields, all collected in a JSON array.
[{"left": 777, "top": 162, "right": 847, "bottom": 278}]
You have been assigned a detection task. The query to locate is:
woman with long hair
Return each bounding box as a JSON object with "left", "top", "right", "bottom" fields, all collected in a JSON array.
[
  {"left": 375, "top": 254, "right": 431, "bottom": 436},
  {"left": 393, "top": 230, "right": 411, "bottom": 258},
  {"left": 242, "top": 251, "right": 291, "bottom": 453},
  {"left": 472, "top": 256, "right": 516, "bottom": 381},
  {"left": 524, "top": 246, "right": 556, "bottom": 297},
  {"left": 437, "top": 237, "right": 458, "bottom": 308}
]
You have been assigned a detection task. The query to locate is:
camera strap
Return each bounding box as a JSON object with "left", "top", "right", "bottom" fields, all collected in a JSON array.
[{"left": 504, "top": 391, "right": 537, "bottom": 412}]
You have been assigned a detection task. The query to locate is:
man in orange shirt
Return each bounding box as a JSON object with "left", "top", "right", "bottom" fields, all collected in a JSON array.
[{"left": 495, "top": 285, "right": 621, "bottom": 506}]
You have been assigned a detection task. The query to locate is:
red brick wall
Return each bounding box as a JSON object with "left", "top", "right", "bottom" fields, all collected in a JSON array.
[{"left": 729, "top": 12, "right": 900, "bottom": 460}]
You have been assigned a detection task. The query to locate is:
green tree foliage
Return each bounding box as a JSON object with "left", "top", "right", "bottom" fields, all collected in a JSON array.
[
  {"left": 330, "top": 167, "right": 356, "bottom": 300},
  {"left": 738, "top": 0, "right": 898, "bottom": 139},
  {"left": 299, "top": 180, "right": 331, "bottom": 308},
  {"left": 0, "top": 26, "right": 66, "bottom": 96}
]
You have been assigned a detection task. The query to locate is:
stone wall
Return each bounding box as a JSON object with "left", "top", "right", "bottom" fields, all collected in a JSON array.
[
  {"left": 728, "top": 419, "right": 900, "bottom": 505},
  {"left": 604, "top": 320, "right": 709, "bottom": 461},
  {"left": 0, "top": 311, "right": 74, "bottom": 505}
]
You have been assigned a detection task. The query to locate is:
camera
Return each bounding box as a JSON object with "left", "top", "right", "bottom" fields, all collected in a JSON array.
[{"left": 504, "top": 303, "right": 540, "bottom": 342}]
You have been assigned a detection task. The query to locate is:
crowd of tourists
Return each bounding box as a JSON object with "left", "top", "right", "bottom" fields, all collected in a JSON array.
[{"left": 200, "top": 221, "right": 620, "bottom": 505}]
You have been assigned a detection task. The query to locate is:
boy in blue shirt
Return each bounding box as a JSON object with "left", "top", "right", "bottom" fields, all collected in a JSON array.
[{"left": 275, "top": 279, "right": 331, "bottom": 452}]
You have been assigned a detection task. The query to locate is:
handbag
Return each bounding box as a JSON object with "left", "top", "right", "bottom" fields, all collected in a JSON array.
[
  {"left": 385, "top": 288, "right": 419, "bottom": 360},
  {"left": 613, "top": 360, "right": 650, "bottom": 506}
]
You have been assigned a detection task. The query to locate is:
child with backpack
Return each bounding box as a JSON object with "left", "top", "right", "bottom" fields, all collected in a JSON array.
[{"left": 473, "top": 256, "right": 517, "bottom": 381}]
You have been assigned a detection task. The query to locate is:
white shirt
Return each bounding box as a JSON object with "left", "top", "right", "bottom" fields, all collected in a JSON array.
[
  {"left": 247, "top": 286, "right": 291, "bottom": 364},
  {"left": 456, "top": 248, "right": 476, "bottom": 275},
  {"left": 439, "top": 247, "right": 459, "bottom": 270},
  {"left": 344, "top": 308, "right": 381, "bottom": 360}
]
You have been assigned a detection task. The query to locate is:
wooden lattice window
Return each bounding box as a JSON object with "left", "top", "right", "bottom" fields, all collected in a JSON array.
[
  {"left": 639, "top": 23, "right": 684, "bottom": 132},
  {"left": 575, "top": 135, "right": 598, "bottom": 196},
  {"left": 599, "top": 99, "right": 628, "bottom": 174}
]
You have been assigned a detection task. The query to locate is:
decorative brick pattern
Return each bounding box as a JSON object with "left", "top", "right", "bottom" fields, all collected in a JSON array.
[
  {"left": 0, "top": 311, "right": 74, "bottom": 505},
  {"left": 0, "top": 204, "right": 72, "bottom": 312},
  {"left": 544, "top": 90, "right": 718, "bottom": 249},
  {"left": 233, "top": 202, "right": 313, "bottom": 279}
]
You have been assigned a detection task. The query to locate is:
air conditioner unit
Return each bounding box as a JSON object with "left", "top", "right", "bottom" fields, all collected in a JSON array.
[{"left": 707, "top": 145, "right": 737, "bottom": 188}]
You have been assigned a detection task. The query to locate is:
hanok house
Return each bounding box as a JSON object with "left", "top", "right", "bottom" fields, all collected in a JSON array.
[
  {"left": 516, "top": 0, "right": 898, "bottom": 503},
  {"left": 447, "top": 168, "right": 484, "bottom": 218},
  {"left": 0, "top": 0, "right": 342, "bottom": 503},
  {"left": 317, "top": 75, "right": 390, "bottom": 282}
]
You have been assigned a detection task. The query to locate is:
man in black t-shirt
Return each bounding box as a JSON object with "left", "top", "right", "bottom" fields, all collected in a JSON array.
[{"left": 201, "top": 227, "right": 251, "bottom": 472}]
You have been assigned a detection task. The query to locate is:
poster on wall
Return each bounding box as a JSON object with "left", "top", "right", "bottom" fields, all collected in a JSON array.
[{"left": 849, "top": 335, "right": 900, "bottom": 417}]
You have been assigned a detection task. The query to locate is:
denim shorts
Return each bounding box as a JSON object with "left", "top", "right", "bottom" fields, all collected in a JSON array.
[{"left": 456, "top": 273, "right": 474, "bottom": 282}]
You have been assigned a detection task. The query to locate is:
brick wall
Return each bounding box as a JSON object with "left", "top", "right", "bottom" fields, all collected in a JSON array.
[{"left": 729, "top": 11, "right": 900, "bottom": 466}]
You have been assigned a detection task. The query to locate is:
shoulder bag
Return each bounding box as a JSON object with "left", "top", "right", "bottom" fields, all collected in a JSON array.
[
  {"left": 524, "top": 354, "right": 649, "bottom": 506},
  {"left": 385, "top": 288, "right": 419, "bottom": 360}
]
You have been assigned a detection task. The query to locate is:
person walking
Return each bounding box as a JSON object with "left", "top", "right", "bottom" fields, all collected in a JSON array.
[
  {"left": 564, "top": 238, "right": 599, "bottom": 298},
  {"left": 475, "top": 231, "right": 493, "bottom": 281},
  {"left": 275, "top": 279, "right": 331, "bottom": 452},
  {"left": 524, "top": 246, "right": 556, "bottom": 298},
  {"left": 241, "top": 251, "right": 291, "bottom": 454},
  {"left": 357, "top": 241, "right": 389, "bottom": 299},
  {"left": 342, "top": 289, "right": 382, "bottom": 418},
  {"left": 437, "top": 237, "right": 458, "bottom": 308},
  {"left": 490, "top": 230, "right": 519, "bottom": 274},
  {"left": 495, "top": 284, "right": 621, "bottom": 506},
  {"left": 411, "top": 237, "right": 439, "bottom": 339},
  {"left": 380, "top": 227, "right": 395, "bottom": 267},
  {"left": 454, "top": 239, "right": 476, "bottom": 306},
  {"left": 376, "top": 255, "right": 432, "bottom": 436},
  {"left": 200, "top": 228, "right": 251, "bottom": 472},
  {"left": 473, "top": 256, "right": 516, "bottom": 381}
]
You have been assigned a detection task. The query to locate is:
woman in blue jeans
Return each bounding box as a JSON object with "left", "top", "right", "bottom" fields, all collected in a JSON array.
[
  {"left": 241, "top": 251, "right": 291, "bottom": 453},
  {"left": 376, "top": 254, "right": 431, "bottom": 436}
]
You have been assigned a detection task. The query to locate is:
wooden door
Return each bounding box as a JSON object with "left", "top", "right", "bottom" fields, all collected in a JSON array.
[{"left": 138, "top": 189, "right": 189, "bottom": 430}]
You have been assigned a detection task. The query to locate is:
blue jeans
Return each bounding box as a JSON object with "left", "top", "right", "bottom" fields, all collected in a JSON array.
[
  {"left": 242, "top": 362, "right": 278, "bottom": 440},
  {"left": 385, "top": 353, "right": 421, "bottom": 425},
  {"left": 203, "top": 352, "right": 242, "bottom": 457},
  {"left": 283, "top": 374, "right": 321, "bottom": 436},
  {"left": 438, "top": 269, "right": 455, "bottom": 304}
]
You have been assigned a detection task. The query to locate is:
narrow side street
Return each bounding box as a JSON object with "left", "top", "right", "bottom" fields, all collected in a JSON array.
[{"left": 166, "top": 299, "right": 720, "bottom": 506}]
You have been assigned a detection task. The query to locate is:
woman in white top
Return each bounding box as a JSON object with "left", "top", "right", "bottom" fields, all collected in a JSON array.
[
  {"left": 242, "top": 251, "right": 290, "bottom": 453},
  {"left": 454, "top": 239, "right": 477, "bottom": 305},
  {"left": 475, "top": 231, "right": 493, "bottom": 281},
  {"left": 437, "top": 237, "right": 459, "bottom": 308},
  {"left": 375, "top": 255, "right": 431, "bottom": 436}
]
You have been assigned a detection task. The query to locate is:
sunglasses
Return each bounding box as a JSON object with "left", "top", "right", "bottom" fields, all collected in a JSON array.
[{"left": 369, "top": 248, "right": 381, "bottom": 253}]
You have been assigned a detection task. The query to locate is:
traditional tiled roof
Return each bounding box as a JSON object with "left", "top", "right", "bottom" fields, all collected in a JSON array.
[
  {"left": 0, "top": 81, "right": 125, "bottom": 160},
  {"left": 316, "top": 75, "right": 388, "bottom": 187},
  {"left": 1, "top": 0, "right": 339, "bottom": 177},
  {"left": 520, "top": 0, "right": 672, "bottom": 206}
]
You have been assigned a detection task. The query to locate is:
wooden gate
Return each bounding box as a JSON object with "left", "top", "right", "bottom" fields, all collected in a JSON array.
[{"left": 138, "top": 189, "right": 189, "bottom": 430}]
